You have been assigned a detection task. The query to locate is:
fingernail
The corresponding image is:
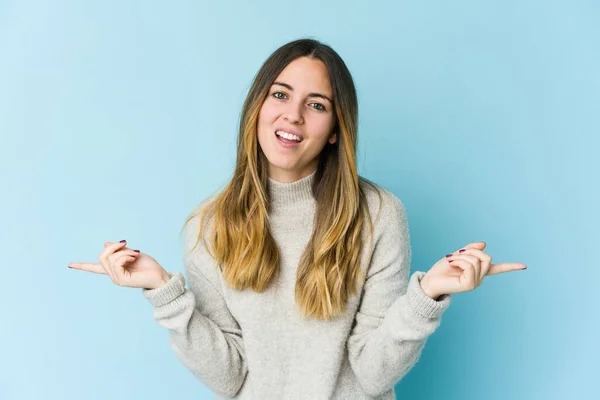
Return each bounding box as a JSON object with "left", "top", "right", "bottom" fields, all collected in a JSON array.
[
  {"left": 134, "top": 249, "right": 140, "bottom": 253},
  {"left": 119, "top": 240, "right": 126, "bottom": 243},
  {"left": 448, "top": 259, "right": 454, "bottom": 263},
  {"left": 445, "top": 254, "right": 452, "bottom": 258},
  {"left": 459, "top": 249, "right": 466, "bottom": 252}
]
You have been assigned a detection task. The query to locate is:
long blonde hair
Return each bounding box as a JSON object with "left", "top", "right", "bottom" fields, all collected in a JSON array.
[{"left": 183, "top": 38, "right": 383, "bottom": 320}]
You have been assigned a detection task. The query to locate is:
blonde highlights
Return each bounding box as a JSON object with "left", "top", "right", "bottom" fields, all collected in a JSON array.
[{"left": 183, "top": 39, "right": 382, "bottom": 320}]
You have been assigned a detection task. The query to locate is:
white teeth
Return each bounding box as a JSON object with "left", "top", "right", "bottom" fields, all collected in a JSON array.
[{"left": 276, "top": 130, "right": 302, "bottom": 142}]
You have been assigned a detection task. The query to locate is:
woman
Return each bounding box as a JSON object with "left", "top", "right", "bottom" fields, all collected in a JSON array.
[{"left": 69, "top": 38, "right": 526, "bottom": 399}]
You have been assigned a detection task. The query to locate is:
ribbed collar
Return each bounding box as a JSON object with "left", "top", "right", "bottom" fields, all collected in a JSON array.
[{"left": 267, "top": 169, "right": 316, "bottom": 208}]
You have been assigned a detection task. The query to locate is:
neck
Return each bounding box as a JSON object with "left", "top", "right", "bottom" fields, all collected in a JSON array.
[
  {"left": 267, "top": 169, "right": 316, "bottom": 209},
  {"left": 267, "top": 163, "right": 319, "bottom": 183}
]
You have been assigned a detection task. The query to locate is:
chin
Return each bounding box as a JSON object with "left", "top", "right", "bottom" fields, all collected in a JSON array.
[{"left": 269, "top": 161, "right": 297, "bottom": 172}]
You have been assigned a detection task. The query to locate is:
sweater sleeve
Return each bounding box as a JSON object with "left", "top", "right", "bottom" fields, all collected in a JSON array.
[
  {"left": 141, "top": 211, "right": 247, "bottom": 397},
  {"left": 347, "top": 191, "right": 451, "bottom": 397}
]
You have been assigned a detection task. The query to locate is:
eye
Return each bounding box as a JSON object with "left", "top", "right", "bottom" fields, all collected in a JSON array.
[
  {"left": 310, "top": 103, "right": 326, "bottom": 112},
  {"left": 272, "top": 91, "right": 327, "bottom": 112}
]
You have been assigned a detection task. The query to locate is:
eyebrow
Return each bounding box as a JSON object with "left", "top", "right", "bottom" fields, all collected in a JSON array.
[{"left": 272, "top": 81, "right": 333, "bottom": 104}]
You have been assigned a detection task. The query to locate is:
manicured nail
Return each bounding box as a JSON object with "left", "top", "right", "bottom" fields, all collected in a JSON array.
[
  {"left": 134, "top": 249, "right": 140, "bottom": 253},
  {"left": 445, "top": 254, "right": 453, "bottom": 258},
  {"left": 459, "top": 249, "right": 466, "bottom": 252},
  {"left": 119, "top": 240, "right": 126, "bottom": 243},
  {"left": 448, "top": 259, "right": 454, "bottom": 263}
]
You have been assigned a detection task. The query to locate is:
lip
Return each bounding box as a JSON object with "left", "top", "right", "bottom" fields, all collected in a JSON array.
[
  {"left": 274, "top": 127, "right": 304, "bottom": 141},
  {"left": 274, "top": 130, "right": 302, "bottom": 148}
]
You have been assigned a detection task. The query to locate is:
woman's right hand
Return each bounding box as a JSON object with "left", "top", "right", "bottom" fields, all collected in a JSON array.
[{"left": 68, "top": 240, "right": 172, "bottom": 290}]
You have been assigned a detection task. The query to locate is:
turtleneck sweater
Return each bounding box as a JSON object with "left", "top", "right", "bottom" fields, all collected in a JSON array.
[{"left": 142, "top": 170, "right": 452, "bottom": 399}]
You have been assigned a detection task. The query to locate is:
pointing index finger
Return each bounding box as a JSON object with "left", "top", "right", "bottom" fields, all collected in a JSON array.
[
  {"left": 68, "top": 262, "right": 107, "bottom": 275},
  {"left": 487, "top": 263, "right": 527, "bottom": 275}
]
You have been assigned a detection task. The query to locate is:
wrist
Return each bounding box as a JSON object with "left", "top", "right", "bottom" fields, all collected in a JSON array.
[
  {"left": 146, "top": 271, "right": 172, "bottom": 290},
  {"left": 419, "top": 274, "right": 441, "bottom": 300},
  {"left": 159, "top": 271, "right": 172, "bottom": 286}
]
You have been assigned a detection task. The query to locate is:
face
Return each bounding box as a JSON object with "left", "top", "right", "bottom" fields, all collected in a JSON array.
[{"left": 257, "top": 56, "right": 337, "bottom": 183}]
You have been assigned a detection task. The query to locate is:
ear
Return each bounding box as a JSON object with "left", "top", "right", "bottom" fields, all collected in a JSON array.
[{"left": 328, "top": 132, "right": 337, "bottom": 145}]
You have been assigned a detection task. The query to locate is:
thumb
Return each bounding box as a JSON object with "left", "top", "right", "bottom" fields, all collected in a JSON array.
[
  {"left": 464, "top": 241, "right": 486, "bottom": 250},
  {"left": 104, "top": 242, "right": 123, "bottom": 248}
]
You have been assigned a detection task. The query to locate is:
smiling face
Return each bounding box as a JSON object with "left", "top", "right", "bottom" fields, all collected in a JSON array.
[{"left": 257, "top": 56, "right": 337, "bottom": 183}]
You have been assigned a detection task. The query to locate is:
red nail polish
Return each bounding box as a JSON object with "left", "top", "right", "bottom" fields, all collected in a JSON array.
[
  {"left": 134, "top": 249, "right": 140, "bottom": 253},
  {"left": 119, "top": 240, "right": 126, "bottom": 243},
  {"left": 445, "top": 254, "right": 452, "bottom": 258},
  {"left": 459, "top": 249, "right": 466, "bottom": 252}
]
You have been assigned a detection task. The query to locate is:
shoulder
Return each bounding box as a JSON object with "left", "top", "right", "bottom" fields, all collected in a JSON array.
[
  {"left": 180, "top": 193, "right": 222, "bottom": 271},
  {"left": 359, "top": 177, "right": 408, "bottom": 232},
  {"left": 177, "top": 193, "right": 232, "bottom": 293}
]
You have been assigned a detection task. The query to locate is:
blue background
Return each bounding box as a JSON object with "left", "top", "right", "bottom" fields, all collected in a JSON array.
[{"left": 1, "top": 1, "right": 598, "bottom": 399}]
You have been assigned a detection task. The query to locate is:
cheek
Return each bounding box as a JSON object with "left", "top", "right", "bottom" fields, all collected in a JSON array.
[
  {"left": 258, "top": 100, "right": 280, "bottom": 125},
  {"left": 310, "top": 117, "right": 335, "bottom": 140},
  {"left": 257, "top": 105, "right": 276, "bottom": 147}
]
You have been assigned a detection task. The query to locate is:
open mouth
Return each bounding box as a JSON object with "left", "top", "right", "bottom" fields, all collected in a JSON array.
[{"left": 274, "top": 130, "right": 303, "bottom": 147}]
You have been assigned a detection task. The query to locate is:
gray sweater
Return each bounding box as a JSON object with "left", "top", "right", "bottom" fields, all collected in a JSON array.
[{"left": 142, "top": 170, "right": 451, "bottom": 399}]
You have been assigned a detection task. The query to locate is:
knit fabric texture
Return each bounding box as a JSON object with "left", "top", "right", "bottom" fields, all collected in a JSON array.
[{"left": 142, "top": 170, "right": 451, "bottom": 399}]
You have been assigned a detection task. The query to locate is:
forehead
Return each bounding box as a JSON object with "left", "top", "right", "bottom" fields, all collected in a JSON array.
[{"left": 274, "top": 57, "right": 332, "bottom": 94}]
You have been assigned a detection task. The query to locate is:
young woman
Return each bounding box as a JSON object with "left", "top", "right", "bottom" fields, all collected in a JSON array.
[{"left": 69, "top": 38, "right": 527, "bottom": 399}]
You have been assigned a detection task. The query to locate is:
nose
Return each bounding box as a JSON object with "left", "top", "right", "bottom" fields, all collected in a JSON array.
[{"left": 283, "top": 100, "right": 304, "bottom": 124}]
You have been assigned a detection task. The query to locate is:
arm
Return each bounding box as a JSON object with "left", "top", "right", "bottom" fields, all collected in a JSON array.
[
  {"left": 347, "top": 193, "right": 451, "bottom": 397},
  {"left": 142, "top": 212, "right": 247, "bottom": 397}
]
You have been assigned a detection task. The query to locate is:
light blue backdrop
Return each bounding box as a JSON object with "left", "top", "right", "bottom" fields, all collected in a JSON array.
[{"left": 1, "top": 1, "right": 598, "bottom": 399}]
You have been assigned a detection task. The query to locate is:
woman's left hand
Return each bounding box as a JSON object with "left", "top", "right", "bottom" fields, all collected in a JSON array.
[{"left": 419, "top": 242, "right": 527, "bottom": 300}]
